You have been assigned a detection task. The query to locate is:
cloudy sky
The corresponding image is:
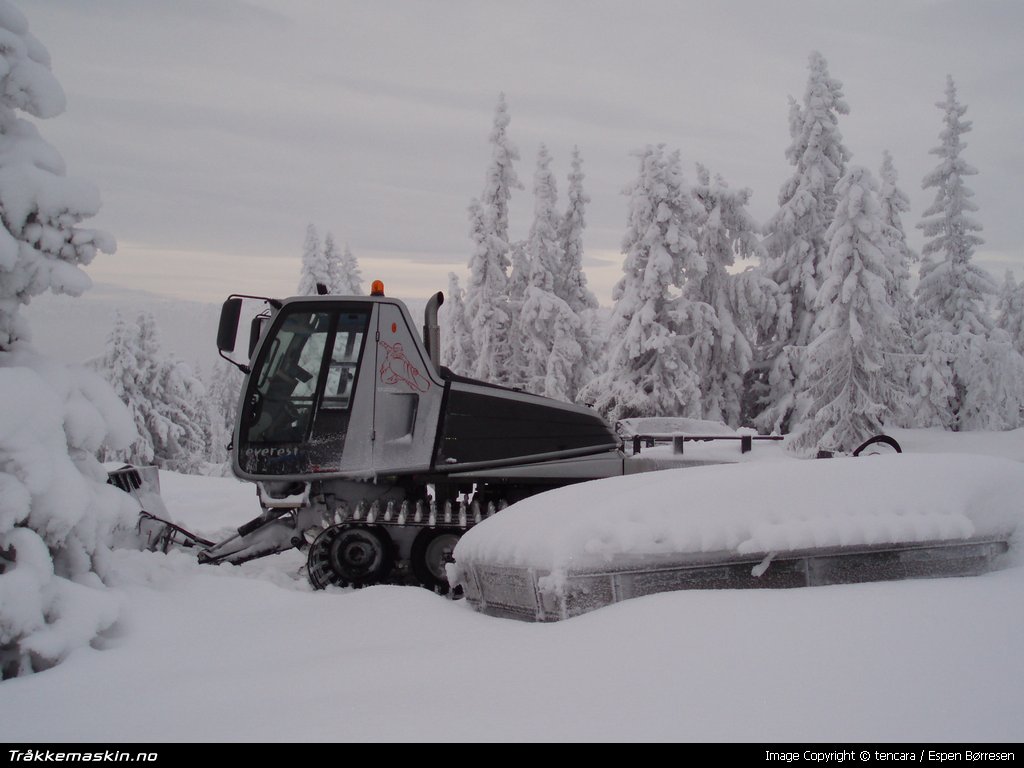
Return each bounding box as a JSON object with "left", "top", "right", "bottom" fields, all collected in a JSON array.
[{"left": 24, "top": 0, "right": 1024, "bottom": 305}]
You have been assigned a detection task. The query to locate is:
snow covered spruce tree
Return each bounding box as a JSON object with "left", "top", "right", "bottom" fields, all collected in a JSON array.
[
  {"left": 96, "top": 312, "right": 210, "bottom": 473},
  {"left": 505, "top": 238, "right": 531, "bottom": 311},
  {"left": 299, "top": 227, "right": 363, "bottom": 296},
  {"left": 556, "top": 146, "right": 602, "bottom": 398},
  {"left": 297, "top": 223, "right": 329, "bottom": 295},
  {"left": 555, "top": 147, "right": 599, "bottom": 316},
  {"left": 203, "top": 358, "right": 242, "bottom": 467},
  {"left": 96, "top": 312, "right": 159, "bottom": 465},
  {"left": 462, "top": 94, "right": 522, "bottom": 383},
  {"left": 993, "top": 278, "right": 1024, "bottom": 425},
  {"left": 687, "top": 165, "right": 781, "bottom": 427},
  {"left": 788, "top": 167, "right": 911, "bottom": 455},
  {"left": 464, "top": 199, "right": 512, "bottom": 382},
  {"left": 578, "top": 145, "right": 702, "bottom": 421},
  {"left": 0, "top": 1, "right": 140, "bottom": 678},
  {"left": 996, "top": 271, "right": 1024, "bottom": 357},
  {"left": 440, "top": 271, "right": 474, "bottom": 373},
  {"left": 333, "top": 239, "right": 363, "bottom": 296},
  {"left": 878, "top": 151, "right": 918, "bottom": 339},
  {"left": 322, "top": 232, "right": 342, "bottom": 293},
  {"left": 755, "top": 51, "right": 851, "bottom": 434},
  {"left": 911, "top": 76, "right": 1022, "bottom": 430},
  {"left": 144, "top": 320, "right": 209, "bottom": 472},
  {"left": 518, "top": 144, "right": 586, "bottom": 400},
  {"left": 504, "top": 237, "right": 531, "bottom": 385},
  {"left": 516, "top": 144, "right": 559, "bottom": 388}
]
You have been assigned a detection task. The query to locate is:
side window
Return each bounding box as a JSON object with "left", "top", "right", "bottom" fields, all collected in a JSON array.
[{"left": 321, "top": 312, "right": 368, "bottom": 411}]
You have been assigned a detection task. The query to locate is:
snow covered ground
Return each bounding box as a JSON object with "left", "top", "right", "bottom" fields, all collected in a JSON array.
[{"left": 1, "top": 429, "right": 1024, "bottom": 742}]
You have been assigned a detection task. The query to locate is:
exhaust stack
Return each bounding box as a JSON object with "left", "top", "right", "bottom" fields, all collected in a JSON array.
[{"left": 423, "top": 291, "right": 444, "bottom": 370}]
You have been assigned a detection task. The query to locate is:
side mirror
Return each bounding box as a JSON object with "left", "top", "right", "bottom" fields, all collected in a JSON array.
[
  {"left": 217, "top": 298, "right": 243, "bottom": 353},
  {"left": 217, "top": 294, "right": 279, "bottom": 373}
]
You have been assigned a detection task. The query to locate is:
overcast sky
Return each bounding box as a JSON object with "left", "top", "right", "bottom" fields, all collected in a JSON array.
[{"left": 24, "top": 0, "right": 1024, "bottom": 306}]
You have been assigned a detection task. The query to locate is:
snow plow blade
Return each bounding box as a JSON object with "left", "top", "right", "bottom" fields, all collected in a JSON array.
[
  {"left": 455, "top": 537, "right": 1009, "bottom": 622},
  {"left": 106, "top": 465, "right": 216, "bottom": 553},
  {"left": 105, "top": 465, "right": 210, "bottom": 552}
]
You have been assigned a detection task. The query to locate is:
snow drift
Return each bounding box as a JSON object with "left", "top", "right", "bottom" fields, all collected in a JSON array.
[{"left": 452, "top": 453, "right": 1023, "bottom": 583}]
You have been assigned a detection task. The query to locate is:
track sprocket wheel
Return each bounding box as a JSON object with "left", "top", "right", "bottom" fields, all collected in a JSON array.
[{"left": 307, "top": 525, "right": 394, "bottom": 589}]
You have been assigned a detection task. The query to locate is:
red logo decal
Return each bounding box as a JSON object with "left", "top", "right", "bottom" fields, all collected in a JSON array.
[{"left": 379, "top": 340, "right": 430, "bottom": 392}]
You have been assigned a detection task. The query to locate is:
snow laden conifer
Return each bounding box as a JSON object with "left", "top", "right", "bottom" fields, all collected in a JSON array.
[
  {"left": 322, "top": 232, "right": 342, "bottom": 294},
  {"left": 519, "top": 294, "right": 583, "bottom": 401},
  {"left": 440, "top": 271, "right": 474, "bottom": 373},
  {"left": 557, "top": 147, "right": 602, "bottom": 398},
  {"left": 996, "top": 271, "right": 1024, "bottom": 357},
  {"left": 878, "top": 151, "right": 917, "bottom": 338},
  {"left": 504, "top": 238, "right": 530, "bottom": 385},
  {"left": 300, "top": 228, "right": 362, "bottom": 296},
  {"left": 505, "top": 239, "right": 531, "bottom": 308},
  {"left": 687, "top": 166, "right": 781, "bottom": 427},
  {"left": 464, "top": 199, "right": 512, "bottom": 381},
  {"left": 911, "top": 77, "right": 1020, "bottom": 430},
  {"left": 98, "top": 311, "right": 160, "bottom": 465},
  {"left": 0, "top": 1, "right": 138, "bottom": 678},
  {"left": 297, "top": 223, "right": 329, "bottom": 296},
  {"left": 145, "top": 331, "right": 209, "bottom": 473},
  {"left": 462, "top": 94, "right": 522, "bottom": 383},
  {"left": 556, "top": 147, "right": 599, "bottom": 315},
  {"left": 331, "top": 238, "right": 363, "bottom": 296},
  {"left": 756, "top": 51, "right": 851, "bottom": 434},
  {"left": 516, "top": 145, "right": 560, "bottom": 389},
  {"left": 479, "top": 93, "right": 521, "bottom": 263},
  {"left": 518, "top": 144, "right": 585, "bottom": 400},
  {"left": 203, "top": 358, "right": 241, "bottom": 467},
  {"left": 789, "top": 167, "right": 911, "bottom": 454},
  {"left": 341, "top": 242, "right": 363, "bottom": 295},
  {"left": 97, "top": 312, "right": 210, "bottom": 472},
  {"left": 578, "top": 145, "right": 702, "bottom": 421},
  {"left": 0, "top": 15, "right": 115, "bottom": 345}
]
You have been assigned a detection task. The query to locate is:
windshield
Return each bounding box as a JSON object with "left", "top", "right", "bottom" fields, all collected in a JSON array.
[{"left": 239, "top": 304, "right": 370, "bottom": 475}]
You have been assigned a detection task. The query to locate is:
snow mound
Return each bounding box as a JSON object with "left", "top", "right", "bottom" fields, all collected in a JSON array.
[{"left": 453, "top": 453, "right": 1024, "bottom": 574}]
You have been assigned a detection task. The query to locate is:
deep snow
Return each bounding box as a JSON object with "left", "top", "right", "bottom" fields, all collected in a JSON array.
[{"left": 1, "top": 429, "right": 1023, "bottom": 742}]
